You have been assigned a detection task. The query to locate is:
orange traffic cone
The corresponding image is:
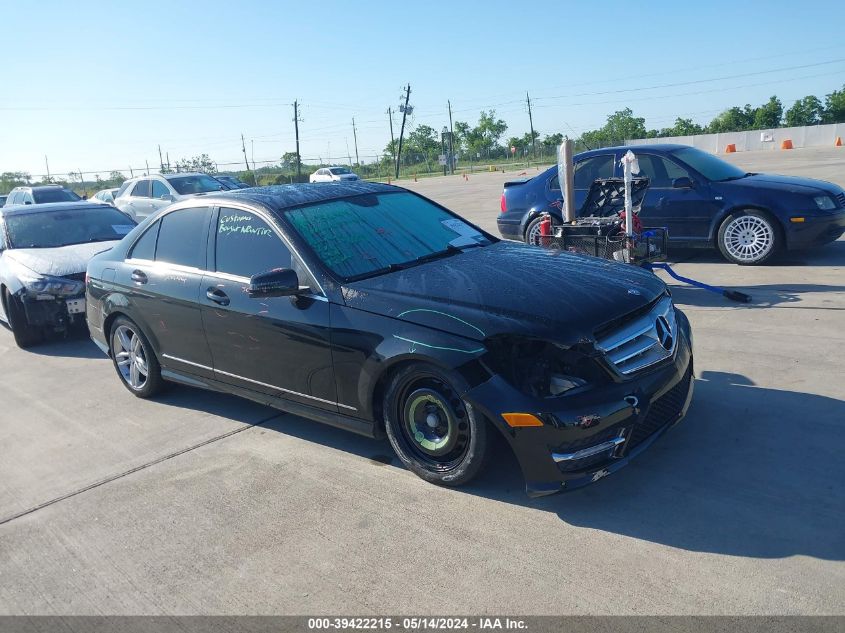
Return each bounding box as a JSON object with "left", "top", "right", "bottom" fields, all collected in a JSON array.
[
  {"left": 725, "top": 144, "right": 736, "bottom": 153},
  {"left": 781, "top": 139, "right": 793, "bottom": 150},
  {"left": 836, "top": 137, "right": 843, "bottom": 147}
]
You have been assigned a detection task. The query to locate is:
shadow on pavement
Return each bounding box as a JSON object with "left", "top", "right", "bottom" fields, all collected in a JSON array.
[
  {"left": 669, "top": 283, "right": 845, "bottom": 309},
  {"left": 24, "top": 328, "right": 103, "bottom": 359},
  {"left": 250, "top": 370, "right": 844, "bottom": 561},
  {"left": 668, "top": 238, "right": 844, "bottom": 268}
]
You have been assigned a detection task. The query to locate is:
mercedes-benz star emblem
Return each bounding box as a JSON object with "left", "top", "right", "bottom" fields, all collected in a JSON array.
[
  {"left": 655, "top": 316, "right": 673, "bottom": 351},
  {"left": 627, "top": 288, "right": 641, "bottom": 296}
]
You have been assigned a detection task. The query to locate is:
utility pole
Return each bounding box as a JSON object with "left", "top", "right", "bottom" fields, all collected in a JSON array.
[
  {"left": 166, "top": 152, "right": 171, "bottom": 171},
  {"left": 293, "top": 100, "right": 302, "bottom": 181},
  {"left": 251, "top": 139, "right": 255, "bottom": 173},
  {"left": 145, "top": 160, "right": 150, "bottom": 176},
  {"left": 158, "top": 145, "right": 165, "bottom": 172},
  {"left": 241, "top": 134, "right": 255, "bottom": 184},
  {"left": 45, "top": 156, "right": 51, "bottom": 182},
  {"left": 387, "top": 108, "right": 396, "bottom": 166},
  {"left": 78, "top": 167, "right": 85, "bottom": 194},
  {"left": 526, "top": 91, "right": 537, "bottom": 161},
  {"left": 129, "top": 165, "right": 134, "bottom": 178},
  {"left": 395, "top": 84, "right": 411, "bottom": 180},
  {"left": 448, "top": 100, "right": 455, "bottom": 175},
  {"left": 352, "top": 117, "right": 360, "bottom": 166}
]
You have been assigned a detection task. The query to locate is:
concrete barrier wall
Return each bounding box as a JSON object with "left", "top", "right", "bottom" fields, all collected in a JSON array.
[{"left": 626, "top": 123, "right": 845, "bottom": 154}]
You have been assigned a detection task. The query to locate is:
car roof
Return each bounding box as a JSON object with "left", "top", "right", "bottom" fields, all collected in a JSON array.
[
  {"left": 194, "top": 182, "right": 397, "bottom": 212},
  {"left": 0, "top": 201, "right": 106, "bottom": 217},
  {"left": 577, "top": 143, "right": 689, "bottom": 158},
  {"left": 164, "top": 172, "right": 209, "bottom": 180},
  {"left": 12, "top": 184, "right": 68, "bottom": 191}
]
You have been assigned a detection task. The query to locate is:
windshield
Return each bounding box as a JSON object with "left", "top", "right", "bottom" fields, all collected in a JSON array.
[
  {"left": 329, "top": 167, "right": 351, "bottom": 175},
  {"left": 167, "top": 174, "right": 225, "bottom": 195},
  {"left": 671, "top": 147, "right": 747, "bottom": 181},
  {"left": 6, "top": 207, "right": 136, "bottom": 248},
  {"left": 32, "top": 188, "right": 82, "bottom": 203},
  {"left": 285, "top": 192, "right": 491, "bottom": 281}
]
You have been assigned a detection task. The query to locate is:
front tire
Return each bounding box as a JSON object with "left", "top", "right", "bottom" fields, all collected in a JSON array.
[
  {"left": 383, "top": 363, "right": 489, "bottom": 487},
  {"left": 109, "top": 316, "right": 163, "bottom": 398},
  {"left": 717, "top": 210, "right": 781, "bottom": 265},
  {"left": 4, "top": 290, "right": 42, "bottom": 348}
]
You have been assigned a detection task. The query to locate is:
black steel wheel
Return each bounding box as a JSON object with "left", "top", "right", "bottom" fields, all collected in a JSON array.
[
  {"left": 4, "top": 290, "right": 42, "bottom": 349},
  {"left": 383, "top": 363, "right": 488, "bottom": 487}
]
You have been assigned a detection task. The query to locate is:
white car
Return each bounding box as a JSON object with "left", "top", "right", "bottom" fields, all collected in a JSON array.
[
  {"left": 309, "top": 166, "right": 359, "bottom": 183},
  {"left": 113, "top": 172, "right": 226, "bottom": 221},
  {"left": 90, "top": 188, "right": 120, "bottom": 205}
]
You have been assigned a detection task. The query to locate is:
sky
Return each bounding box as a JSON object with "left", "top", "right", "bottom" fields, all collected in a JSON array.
[{"left": 2, "top": 0, "right": 845, "bottom": 179}]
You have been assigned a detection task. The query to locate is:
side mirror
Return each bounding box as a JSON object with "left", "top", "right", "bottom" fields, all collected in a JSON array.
[
  {"left": 672, "top": 177, "right": 694, "bottom": 189},
  {"left": 247, "top": 268, "right": 303, "bottom": 298},
  {"left": 160, "top": 194, "right": 174, "bottom": 201}
]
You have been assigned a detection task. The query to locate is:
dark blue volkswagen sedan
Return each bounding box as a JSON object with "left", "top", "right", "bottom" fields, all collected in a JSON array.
[{"left": 497, "top": 144, "right": 845, "bottom": 265}]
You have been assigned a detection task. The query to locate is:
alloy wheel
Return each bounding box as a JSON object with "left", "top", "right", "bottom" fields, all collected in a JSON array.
[
  {"left": 112, "top": 324, "right": 149, "bottom": 390},
  {"left": 722, "top": 215, "right": 774, "bottom": 263}
]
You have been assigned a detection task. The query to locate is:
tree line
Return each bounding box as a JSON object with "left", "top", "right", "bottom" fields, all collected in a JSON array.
[{"left": 3, "top": 84, "right": 844, "bottom": 193}]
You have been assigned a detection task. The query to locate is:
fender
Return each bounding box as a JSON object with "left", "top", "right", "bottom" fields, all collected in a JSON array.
[
  {"left": 520, "top": 204, "right": 564, "bottom": 238},
  {"left": 706, "top": 203, "right": 780, "bottom": 244}
]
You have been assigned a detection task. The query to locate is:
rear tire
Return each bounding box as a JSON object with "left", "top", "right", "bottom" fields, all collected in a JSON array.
[
  {"left": 383, "top": 363, "right": 489, "bottom": 487},
  {"left": 524, "top": 216, "right": 546, "bottom": 245},
  {"left": 109, "top": 316, "right": 163, "bottom": 398},
  {"left": 4, "top": 290, "right": 42, "bottom": 348},
  {"left": 717, "top": 210, "right": 781, "bottom": 265}
]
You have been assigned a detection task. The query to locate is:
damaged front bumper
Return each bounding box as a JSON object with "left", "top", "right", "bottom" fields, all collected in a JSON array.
[
  {"left": 463, "top": 311, "right": 694, "bottom": 497},
  {"left": 16, "top": 291, "right": 87, "bottom": 332}
]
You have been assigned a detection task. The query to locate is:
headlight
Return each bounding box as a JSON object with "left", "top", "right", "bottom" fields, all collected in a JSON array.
[
  {"left": 483, "top": 335, "right": 603, "bottom": 398},
  {"left": 813, "top": 195, "right": 836, "bottom": 211},
  {"left": 21, "top": 273, "right": 84, "bottom": 297}
]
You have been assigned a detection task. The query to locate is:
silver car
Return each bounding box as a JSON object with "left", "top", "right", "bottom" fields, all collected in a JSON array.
[
  {"left": 90, "top": 188, "right": 120, "bottom": 205},
  {"left": 114, "top": 173, "right": 226, "bottom": 220},
  {"left": 309, "top": 166, "right": 359, "bottom": 183}
]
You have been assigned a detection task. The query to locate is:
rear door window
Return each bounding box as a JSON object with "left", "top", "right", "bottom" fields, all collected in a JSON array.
[
  {"left": 131, "top": 180, "right": 151, "bottom": 198},
  {"left": 129, "top": 222, "right": 160, "bottom": 261},
  {"left": 154, "top": 207, "right": 210, "bottom": 269},
  {"left": 550, "top": 154, "right": 615, "bottom": 190}
]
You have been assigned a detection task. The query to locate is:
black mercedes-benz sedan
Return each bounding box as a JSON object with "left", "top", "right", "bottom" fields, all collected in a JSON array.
[{"left": 86, "top": 182, "right": 693, "bottom": 497}]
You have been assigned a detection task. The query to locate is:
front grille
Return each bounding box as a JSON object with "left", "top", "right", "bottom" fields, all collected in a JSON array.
[
  {"left": 596, "top": 296, "right": 677, "bottom": 375},
  {"left": 627, "top": 367, "right": 692, "bottom": 449},
  {"left": 836, "top": 192, "right": 845, "bottom": 208}
]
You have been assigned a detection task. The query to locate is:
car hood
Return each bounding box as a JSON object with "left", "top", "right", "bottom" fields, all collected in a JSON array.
[
  {"left": 725, "top": 173, "right": 843, "bottom": 196},
  {"left": 5, "top": 241, "right": 120, "bottom": 277},
  {"left": 342, "top": 241, "right": 667, "bottom": 347}
]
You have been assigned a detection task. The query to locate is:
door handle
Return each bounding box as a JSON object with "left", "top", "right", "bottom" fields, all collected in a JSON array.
[
  {"left": 131, "top": 269, "right": 148, "bottom": 284},
  {"left": 206, "top": 288, "right": 230, "bottom": 306}
]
